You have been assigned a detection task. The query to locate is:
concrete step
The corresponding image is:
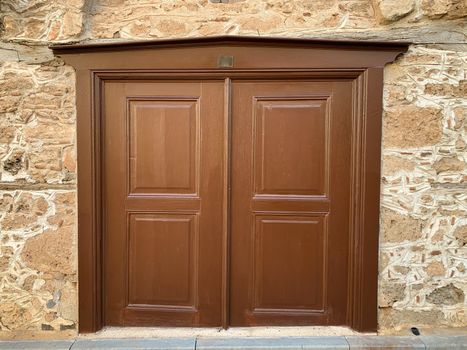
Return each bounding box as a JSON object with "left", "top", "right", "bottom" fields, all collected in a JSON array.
[{"left": 0, "top": 335, "right": 466, "bottom": 349}]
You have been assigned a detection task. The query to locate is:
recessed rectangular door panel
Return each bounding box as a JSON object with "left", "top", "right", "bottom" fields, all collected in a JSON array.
[
  {"left": 103, "top": 81, "right": 225, "bottom": 326},
  {"left": 129, "top": 99, "right": 199, "bottom": 195},
  {"left": 128, "top": 214, "right": 197, "bottom": 308},
  {"left": 254, "top": 97, "right": 328, "bottom": 196},
  {"left": 230, "top": 80, "right": 353, "bottom": 326},
  {"left": 253, "top": 216, "right": 326, "bottom": 312}
]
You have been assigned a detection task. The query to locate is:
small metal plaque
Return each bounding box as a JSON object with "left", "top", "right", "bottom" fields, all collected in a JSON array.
[{"left": 218, "top": 55, "right": 234, "bottom": 68}]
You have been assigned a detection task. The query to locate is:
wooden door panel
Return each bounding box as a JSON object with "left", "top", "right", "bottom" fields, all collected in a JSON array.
[
  {"left": 104, "top": 81, "right": 224, "bottom": 326},
  {"left": 253, "top": 97, "right": 328, "bottom": 196},
  {"left": 128, "top": 213, "right": 197, "bottom": 308},
  {"left": 253, "top": 215, "right": 326, "bottom": 312},
  {"left": 230, "top": 80, "right": 352, "bottom": 326},
  {"left": 128, "top": 99, "right": 199, "bottom": 195}
]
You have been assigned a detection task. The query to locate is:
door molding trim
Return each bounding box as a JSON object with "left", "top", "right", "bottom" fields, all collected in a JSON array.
[{"left": 53, "top": 38, "right": 409, "bottom": 333}]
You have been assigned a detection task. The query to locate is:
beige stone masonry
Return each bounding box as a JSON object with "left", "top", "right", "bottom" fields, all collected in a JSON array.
[{"left": 0, "top": 0, "right": 465, "bottom": 339}]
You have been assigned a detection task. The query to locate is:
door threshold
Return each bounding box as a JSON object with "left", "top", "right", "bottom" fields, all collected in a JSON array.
[{"left": 79, "top": 326, "right": 366, "bottom": 339}]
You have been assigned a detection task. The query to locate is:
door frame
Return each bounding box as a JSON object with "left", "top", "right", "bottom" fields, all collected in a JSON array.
[{"left": 51, "top": 36, "right": 409, "bottom": 333}]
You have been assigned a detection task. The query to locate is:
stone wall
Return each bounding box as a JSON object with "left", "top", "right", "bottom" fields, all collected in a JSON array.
[
  {"left": 379, "top": 45, "right": 466, "bottom": 334},
  {"left": 0, "top": 0, "right": 465, "bottom": 338}
]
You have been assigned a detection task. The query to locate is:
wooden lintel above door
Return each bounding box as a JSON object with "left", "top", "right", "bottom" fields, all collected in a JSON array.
[{"left": 51, "top": 35, "right": 408, "bottom": 70}]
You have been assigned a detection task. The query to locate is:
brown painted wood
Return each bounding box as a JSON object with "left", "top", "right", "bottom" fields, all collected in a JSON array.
[
  {"left": 221, "top": 78, "right": 232, "bottom": 329},
  {"left": 348, "top": 68, "right": 385, "bottom": 331},
  {"left": 103, "top": 81, "right": 225, "bottom": 326},
  {"left": 230, "top": 80, "right": 353, "bottom": 326},
  {"left": 52, "top": 36, "right": 409, "bottom": 333},
  {"left": 51, "top": 35, "right": 409, "bottom": 53},
  {"left": 51, "top": 36, "right": 407, "bottom": 71},
  {"left": 75, "top": 69, "right": 102, "bottom": 332}
]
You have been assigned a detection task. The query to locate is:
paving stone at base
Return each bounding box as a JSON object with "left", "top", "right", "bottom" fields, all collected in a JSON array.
[
  {"left": 421, "top": 335, "right": 467, "bottom": 349},
  {"left": 196, "top": 336, "right": 349, "bottom": 350},
  {"left": 2, "top": 335, "right": 467, "bottom": 350},
  {"left": 0, "top": 340, "right": 74, "bottom": 350},
  {"left": 345, "top": 336, "right": 425, "bottom": 349},
  {"left": 71, "top": 338, "right": 196, "bottom": 350}
]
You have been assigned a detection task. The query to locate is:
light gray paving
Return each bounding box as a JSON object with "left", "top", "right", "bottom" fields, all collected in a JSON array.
[
  {"left": 71, "top": 337, "right": 196, "bottom": 350},
  {"left": 2, "top": 335, "right": 467, "bottom": 349},
  {"left": 421, "top": 335, "right": 467, "bottom": 349},
  {"left": 0, "top": 340, "right": 74, "bottom": 350},
  {"left": 196, "top": 336, "right": 349, "bottom": 350},
  {"left": 301, "top": 336, "right": 350, "bottom": 349},
  {"left": 345, "top": 336, "right": 425, "bottom": 349}
]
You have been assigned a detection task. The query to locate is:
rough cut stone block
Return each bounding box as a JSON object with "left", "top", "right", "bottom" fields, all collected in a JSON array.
[
  {"left": 71, "top": 337, "right": 196, "bottom": 349},
  {"left": 0, "top": 48, "right": 18, "bottom": 61},
  {"left": 374, "top": 0, "right": 416, "bottom": 22},
  {"left": 196, "top": 336, "right": 349, "bottom": 349},
  {"left": 345, "top": 336, "right": 425, "bottom": 348},
  {"left": 0, "top": 340, "right": 74, "bottom": 349}
]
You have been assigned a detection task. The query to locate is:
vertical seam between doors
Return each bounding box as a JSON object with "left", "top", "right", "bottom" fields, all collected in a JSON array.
[{"left": 222, "top": 77, "right": 232, "bottom": 329}]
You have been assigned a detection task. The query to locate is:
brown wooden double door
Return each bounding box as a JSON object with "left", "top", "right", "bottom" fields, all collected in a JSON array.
[{"left": 103, "top": 78, "right": 352, "bottom": 327}]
